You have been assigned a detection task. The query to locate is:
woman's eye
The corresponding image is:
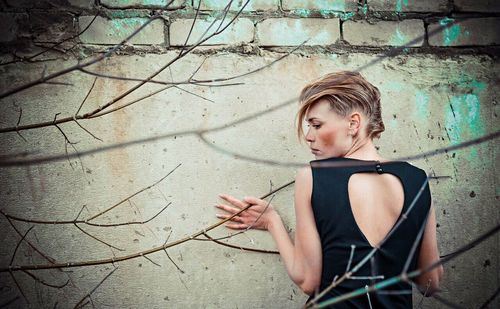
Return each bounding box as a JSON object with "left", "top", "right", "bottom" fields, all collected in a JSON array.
[{"left": 312, "top": 124, "right": 321, "bottom": 129}]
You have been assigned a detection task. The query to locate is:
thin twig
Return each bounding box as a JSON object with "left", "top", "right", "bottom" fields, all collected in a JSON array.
[
  {"left": 73, "top": 223, "right": 125, "bottom": 251},
  {"left": 306, "top": 177, "right": 430, "bottom": 306},
  {"left": 15, "top": 107, "right": 27, "bottom": 142},
  {"left": 10, "top": 226, "right": 34, "bottom": 266},
  {"left": 21, "top": 270, "right": 70, "bottom": 289},
  {"left": 86, "top": 163, "right": 180, "bottom": 221},
  {"left": 312, "top": 224, "right": 500, "bottom": 308},
  {"left": 163, "top": 230, "right": 185, "bottom": 273},
  {"left": 197, "top": 232, "right": 279, "bottom": 254},
  {"left": 0, "top": 13, "right": 100, "bottom": 66},
  {"left": 3, "top": 216, "right": 57, "bottom": 264},
  {"left": 1, "top": 180, "right": 294, "bottom": 272},
  {"left": 9, "top": 271, "right": 28, "bottom": 305},
  {"left": 73, "top": 267, "right": 118, "bottom": 309},
  {"left": 0, "top": 14, "right": 163, "bottom": 100},
  {"left": 0, "top": 296, "right": 20, "bottom": 307},
  {"left": 478, "top": 286, "right": 500, "bottom": 309}
]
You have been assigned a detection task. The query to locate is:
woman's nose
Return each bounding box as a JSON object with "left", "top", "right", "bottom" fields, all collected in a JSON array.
[{"left": 305, "top": 128, "right": 314, "bottom": 142}]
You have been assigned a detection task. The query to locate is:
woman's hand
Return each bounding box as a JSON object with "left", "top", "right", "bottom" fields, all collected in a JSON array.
[{"left": 215, "top": 194, "right": 278, "bottom": 231}]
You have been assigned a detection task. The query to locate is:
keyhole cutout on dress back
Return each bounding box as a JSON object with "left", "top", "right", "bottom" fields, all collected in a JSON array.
[{"left": 347, "top": 172, "right": 405, "bottom": 247}]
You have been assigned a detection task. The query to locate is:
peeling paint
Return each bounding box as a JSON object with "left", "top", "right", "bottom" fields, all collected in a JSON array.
[
  {"left": 360, "top": 4, "right": 368, "bottom": 15},
  {"left": 439, "top": 17, "right": 470, "bottom": 47},
  {"left": 444, "top": 73, "right": 487, "bottom": 159},
  {"left": 293, "top": 9, "right": 312, "bottom": 18},
  {"left": 445, "top": 94, "right": 485, "bottom": 158},
  {"left": 340, "top": 11, "right": 355, "bottom": 20}
]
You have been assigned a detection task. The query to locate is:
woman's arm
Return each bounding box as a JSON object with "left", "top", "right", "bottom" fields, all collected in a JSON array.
[
  {"left": 414, "top": 204, "right": 444, "bottom": 295},
  {"left": 215, "top": 167, "right": 322, "bottom": 295},
  {"left": 267, "top": 166, "right": 322, "bottom": 295}
]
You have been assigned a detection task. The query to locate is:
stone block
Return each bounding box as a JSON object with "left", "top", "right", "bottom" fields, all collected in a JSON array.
[
  {"left": 282, "top": 0, "right": 358, "bottom": 11},
  {"left": 454, "top": 0, "right": 500, "bottom": 12},
  {"left": 193, "top": 0, "right": 279, "bottom": 11},
  {"left": 428, "top": 17, "right": 500, "bottom": 46},
  {"left": 368, "top": 0, "right": 448, "bottom": 12},
  {"left": 68, "top": 0, "right": 95, "bottom": 9},
  {"left": 78, "top": 16, "right": 165, "bottom": 45},
  {"left": 256, "top": 18, "right": 340, "bottom": 46},
  {"left": 343, "top": 19, "right": 424, "bottom": 47},
  {"left": 170, "top": 18, "right": 254, "bottom": 46},
  {"left": 101, "top": 0, "right": 186, "bottom": 8}
]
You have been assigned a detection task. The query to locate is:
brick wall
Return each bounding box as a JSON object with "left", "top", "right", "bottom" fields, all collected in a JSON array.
[
  {"left": 1, "top": 0, "right": 499, "bottom": 52},
  {"left": 0, "top": 1, "right": 498, "bottom": 309}
]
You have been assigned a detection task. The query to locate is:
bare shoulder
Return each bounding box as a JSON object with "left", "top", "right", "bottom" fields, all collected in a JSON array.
[
  {"left": 295, "top": 166, "right": 313, "bottom": 184},
  {"left": 295, "top": 166, "right": 313, "bottom": 201}
]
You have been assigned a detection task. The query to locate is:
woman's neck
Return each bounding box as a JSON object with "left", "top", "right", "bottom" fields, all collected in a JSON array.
[{"left": 344, "top": 137, "right": 386, "bottom": 162}]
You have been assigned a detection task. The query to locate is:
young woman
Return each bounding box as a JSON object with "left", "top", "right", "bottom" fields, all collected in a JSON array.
[{"left": 215, "top": 71, "right": 443, "bottom": 308}]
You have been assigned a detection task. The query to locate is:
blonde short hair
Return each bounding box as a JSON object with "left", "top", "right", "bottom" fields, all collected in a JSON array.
[{"left": 296, "top": 71, "right": 385, "bottom": 140}]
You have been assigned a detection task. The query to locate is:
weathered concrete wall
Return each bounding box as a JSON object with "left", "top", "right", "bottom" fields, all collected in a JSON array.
[{"left": 0, "top": 1, "right": 498, "bottom": 308}]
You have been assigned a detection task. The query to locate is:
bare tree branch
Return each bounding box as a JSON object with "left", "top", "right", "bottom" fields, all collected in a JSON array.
[
  {"left": 73, "top": 267, "right": 118, "bottom": 309},
  {"left": 0, "top": 179, "right": 294, "bottom": 272},
  {"left": 0, "top": 13, "right": 100, "bottom": 67}
]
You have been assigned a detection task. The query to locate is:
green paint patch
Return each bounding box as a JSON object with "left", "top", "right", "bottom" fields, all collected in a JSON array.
[
  {"left": 360, "top": 4, "right": 368, "bottom": 15},
  {"left": 340, "top": 11, "right": 355, "bottom": 20},
  {"left": 199, "top": 0, "right": 227, "bottom": 9},
  {"left": 439, "top": 17, "right": 462, "bottom": 46},
  {"left": 445, "top": 94, "right": 485, "bottom": 159},
  {"left": 444, "top": 73, "right": 487, "bottom": 159},
  {"left": 110, "top": 18, "right": 146, "bottom": 36},
  {"left": 293, "top": 9, "right": 312, "bottom": 18},
  {"left": 108, "top": 10, "right": 141, "bottom": 18},
  {"left": 143, "top": 0, "right": 169, "bottom": 5},
  {"left": 415, "top": 91, "right": 429, "bottom": 118},
  {"left": 396, "top": 0, "right": 409, "bottom": 13},
  {"left": 389, "top": 28, "right": 408, "bottom": 46},
  {"left": 453, "top": 74, "right": 487, "bottom": 93}
]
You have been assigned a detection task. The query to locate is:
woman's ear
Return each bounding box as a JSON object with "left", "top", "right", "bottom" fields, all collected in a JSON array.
[{"left": 348, "top": 112, "right": 361, "bottom": 135}]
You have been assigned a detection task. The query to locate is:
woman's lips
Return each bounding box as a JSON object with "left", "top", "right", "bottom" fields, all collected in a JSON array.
[{"left": 311, "top": 148, "right": 319, "bottom": 155}]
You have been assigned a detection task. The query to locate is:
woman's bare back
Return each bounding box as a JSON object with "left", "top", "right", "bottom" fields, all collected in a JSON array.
[{"left": 348, "top": 172, "right": 405, "bottom": 247}]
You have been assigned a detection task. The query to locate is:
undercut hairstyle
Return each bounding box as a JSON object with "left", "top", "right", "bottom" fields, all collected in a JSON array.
[{"left": 296, "top": 71, "right": 385, "bottom": 140}]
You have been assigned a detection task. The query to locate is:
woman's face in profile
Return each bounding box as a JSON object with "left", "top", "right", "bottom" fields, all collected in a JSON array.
[{"left": 305, "top": 99, "right": 352, "bottom": 160}]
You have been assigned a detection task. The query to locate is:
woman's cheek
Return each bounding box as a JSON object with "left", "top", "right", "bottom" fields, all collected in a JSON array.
[{"left": 318, "top": 129, "right": 336, "bottom": 148}]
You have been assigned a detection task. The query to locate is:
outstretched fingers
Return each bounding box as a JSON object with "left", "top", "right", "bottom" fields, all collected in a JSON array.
[
  {"left": 219, "top": 194, "right": 248, "bottom": 209},
  {"left": 224, "top": 222, "right": 248, "bottom": 229},
  {"left": 215, "top": 208, "right": 248, "bottom": 229},
  {"left": 216, "top": 194, "right": 252, "bottom": 230},
  {"left": 216, "top": 213, "right": 244, "bottom": 223},
  {"left": 243, "top": 196, "right": 265, "bottom": 206}
]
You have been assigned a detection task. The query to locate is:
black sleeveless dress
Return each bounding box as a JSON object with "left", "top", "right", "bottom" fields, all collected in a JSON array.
[{"left": 305, "top": 157, "right": 431, "bottom": 308}]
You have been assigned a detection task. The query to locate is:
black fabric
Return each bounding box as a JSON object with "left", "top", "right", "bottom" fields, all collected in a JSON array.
[{"left": 305, "top": 157, "right": 431, "bottom": 308}]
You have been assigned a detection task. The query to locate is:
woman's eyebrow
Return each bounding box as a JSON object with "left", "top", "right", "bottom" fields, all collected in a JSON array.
[{"left": 307, "top": 117, "right": 320, "bottom": 122}]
